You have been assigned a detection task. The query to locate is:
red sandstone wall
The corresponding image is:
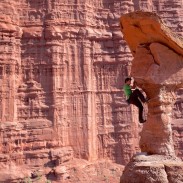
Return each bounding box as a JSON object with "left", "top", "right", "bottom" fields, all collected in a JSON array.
[{"left": 0, "top": 0, "right": 182, "bottom": 176}]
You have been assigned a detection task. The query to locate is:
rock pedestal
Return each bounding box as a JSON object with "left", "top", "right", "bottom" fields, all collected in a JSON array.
[{"left": 121, "top": 154, "right": 183, "bottom": 183}]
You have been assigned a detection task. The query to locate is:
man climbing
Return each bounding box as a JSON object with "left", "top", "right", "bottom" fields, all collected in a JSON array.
[{"left": 123, "top": 77, "right": 148, "bottom": 123}]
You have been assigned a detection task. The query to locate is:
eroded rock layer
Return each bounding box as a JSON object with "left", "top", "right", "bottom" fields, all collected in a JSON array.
[
  {"left": 0, "top": 0, "right": 183, "bottom": 182},
  {"left": 121, "top": 154, "right": 183, "bottom": 183}
]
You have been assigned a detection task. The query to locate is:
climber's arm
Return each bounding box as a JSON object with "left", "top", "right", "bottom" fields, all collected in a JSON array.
[{"left": 131, "top": 80, "right": 137, "bottom": 90}]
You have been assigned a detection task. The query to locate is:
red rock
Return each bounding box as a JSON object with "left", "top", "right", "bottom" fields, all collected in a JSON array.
[
  {"left": 0, "top": 1, "right": 182, "bottom": 182},
  {"left": 0, "top": 162, "right": 31, "bottom": 182}
]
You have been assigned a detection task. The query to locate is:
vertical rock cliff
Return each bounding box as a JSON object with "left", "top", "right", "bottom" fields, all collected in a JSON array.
[{"left": 0, "top": 0, "right": 182, "bottom": 182}]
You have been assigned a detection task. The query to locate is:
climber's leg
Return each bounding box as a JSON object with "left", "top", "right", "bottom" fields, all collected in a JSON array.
[
  {"left": 132, "top": 89, "right": 147, "bottom": 103},
  {"left": 128, "top": 95, "right": 146, "bottom": 123}
]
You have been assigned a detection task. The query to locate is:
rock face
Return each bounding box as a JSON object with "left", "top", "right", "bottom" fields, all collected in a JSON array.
[
  {"left": 0, "top": 0, "right": 183, "bottom": 182},
  {"left": 0, "top": 1, "right": 134, "bottom": 182},
  {"left": 120, "top": 11, "right": 183, "bottom": 182}
]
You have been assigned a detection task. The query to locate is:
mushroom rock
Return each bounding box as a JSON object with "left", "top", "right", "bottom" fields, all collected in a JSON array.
[{"left": 120, "top": 12, "right": 183, "bottom": 183}]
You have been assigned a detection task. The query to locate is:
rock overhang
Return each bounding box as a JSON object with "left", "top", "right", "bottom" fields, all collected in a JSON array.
[
  {"left": 120, "top": 11, "right": 183, "bottom": 88},
  {"left": 120, "top": 11, "right": 183, "bottom": 57}
]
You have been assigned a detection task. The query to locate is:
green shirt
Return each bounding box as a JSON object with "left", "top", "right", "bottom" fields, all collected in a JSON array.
[{"left": 123, "top": 84, "right": 132, "bottom": 99}]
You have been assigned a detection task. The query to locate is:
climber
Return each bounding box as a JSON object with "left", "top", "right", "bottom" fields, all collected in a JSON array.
[{"left": 123, "top": 77, "right": 148, "bottom": 123}]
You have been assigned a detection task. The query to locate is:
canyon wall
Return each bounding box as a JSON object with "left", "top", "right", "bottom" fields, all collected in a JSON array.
[{"left": 0, "top": 0, "right": 182, "bottom": 182}]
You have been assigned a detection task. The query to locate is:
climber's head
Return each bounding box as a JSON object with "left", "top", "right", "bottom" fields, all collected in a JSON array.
[{"left": 125, "top": 77, "right": 132, "bottom": 85}]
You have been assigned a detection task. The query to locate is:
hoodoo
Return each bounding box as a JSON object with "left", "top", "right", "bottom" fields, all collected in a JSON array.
[{"left": 120, "top": 11, "right": 183, "bottom": 183}]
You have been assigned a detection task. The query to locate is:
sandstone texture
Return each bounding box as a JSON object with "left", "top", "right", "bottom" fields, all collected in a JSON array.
[
  {"left": 121, "top": 154, "right": 183, "bottom": 183},
  {"left": 0, "top": 159, "right": 123, "bottom": 183},
  {"left": 0, "top": 0, "right": 182, "bottom": 182}
]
